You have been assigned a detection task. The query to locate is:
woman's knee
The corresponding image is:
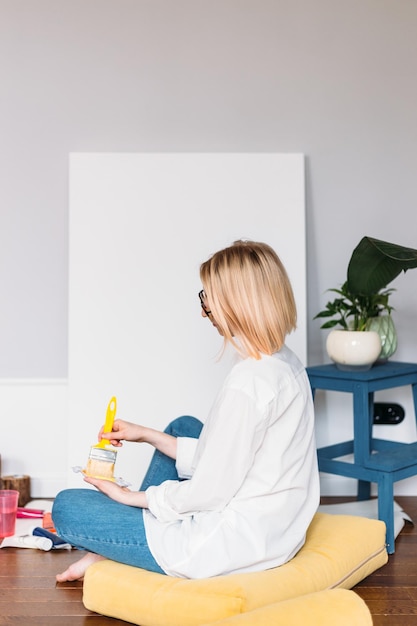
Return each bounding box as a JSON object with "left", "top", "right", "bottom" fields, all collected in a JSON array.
[
  {"left": 164, "top": 415, "right": 203, "bottom": 438},
  {"left": 53, "top": 488, "right": 78, "bottom": 512},
  {"left": 53, "top": 489, "right": 97, "bottom": 526}
]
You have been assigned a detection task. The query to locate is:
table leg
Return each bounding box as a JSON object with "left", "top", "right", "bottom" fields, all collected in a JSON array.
[
  {"left": 352, "top": 385, "right": 373, "bottom": 464},
  {"left": 358, "top": 480, "right": 371, "bottom": 501},
  {"left": 412, "top": 382, "right": 417, "bottom": 429},
  {"left": 378, "top": 474, "right": 395, "bottom": 554}
]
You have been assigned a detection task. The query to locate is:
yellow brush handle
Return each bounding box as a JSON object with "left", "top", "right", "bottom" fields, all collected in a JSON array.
[{"left": 96, "top": 396, "right": 117, "bottom": 448}]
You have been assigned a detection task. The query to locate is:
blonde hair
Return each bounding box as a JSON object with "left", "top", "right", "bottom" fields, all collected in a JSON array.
[{"left": 200, "top": 240, "right": 297, "bottom": 359}]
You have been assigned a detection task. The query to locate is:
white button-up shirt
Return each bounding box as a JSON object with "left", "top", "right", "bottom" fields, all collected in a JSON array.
[{"left": 144, "top": 345, "right": 319, "bottom": 578}]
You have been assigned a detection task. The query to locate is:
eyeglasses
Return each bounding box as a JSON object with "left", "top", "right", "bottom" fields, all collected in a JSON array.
[{"left": 198, "top": 289, "right": 212, "bottom": 317}]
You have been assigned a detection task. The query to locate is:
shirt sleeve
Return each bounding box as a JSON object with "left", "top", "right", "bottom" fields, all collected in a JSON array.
[
  {"left": 175, "top": 437, "right": 199, "bottom": 479},
  {"left": 146, "top": 386, "right": 266, "bottom": 523}
]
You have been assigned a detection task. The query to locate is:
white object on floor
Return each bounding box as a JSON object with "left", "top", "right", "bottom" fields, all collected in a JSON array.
[
  {"left": 13, "top": 518, "right": 38, "bottom": 536},
  {"left": 0, "top": 535, "right": 52, "bottom": 550},
  {"left": 25, "top": 499, "right": 54, "bottom": 512},
  {"left": 318, "top": 499, "right": 413, "bottom": 540}
]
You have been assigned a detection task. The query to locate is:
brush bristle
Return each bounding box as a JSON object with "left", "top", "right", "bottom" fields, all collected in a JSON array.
[{"left": 85, "top": 446, "right": 117, "bottom": 479}]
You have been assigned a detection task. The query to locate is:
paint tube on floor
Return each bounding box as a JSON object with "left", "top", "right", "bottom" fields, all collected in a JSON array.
[
  {"left": 32, "top": 527, "right": 72, "bottom": 549},
  {"left": 0, "top": 534, "right": 53, "bottom": 551}
]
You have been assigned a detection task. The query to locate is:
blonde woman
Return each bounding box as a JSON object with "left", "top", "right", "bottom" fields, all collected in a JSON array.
[{"left": 53, "top": 240, "right": 319, "bottom": 582}]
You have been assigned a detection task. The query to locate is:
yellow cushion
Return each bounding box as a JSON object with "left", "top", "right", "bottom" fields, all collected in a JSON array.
[
  {"left": 204, "top": 589, "right": 372, "bottom": 626},
  {"left": 83, "top": 512, "right": 387, "bottom": 626}
]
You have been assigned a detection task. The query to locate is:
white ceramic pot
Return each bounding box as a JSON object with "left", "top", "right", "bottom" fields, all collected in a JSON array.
[{"left": 326, "top": 330, "right": 382, "bottom": 371}]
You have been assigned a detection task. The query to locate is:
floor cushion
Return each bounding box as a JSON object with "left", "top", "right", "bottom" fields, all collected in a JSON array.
[
  {"left": 204, "top": 589, "right": 372, "bottom": 626},
  {"left": 83, "top": 512, "right": 387, "bottom": 626}
]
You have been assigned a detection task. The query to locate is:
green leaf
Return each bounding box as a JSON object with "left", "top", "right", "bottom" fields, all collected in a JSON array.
[
  {"left": 319, "top": 319, "right": 346, "bottom": 330},
  {"left": 347, "top": 236, "right": 417, "bottom": 295},
  {"left": 314, "top": 310, "right": 336, "bottom": 319}
]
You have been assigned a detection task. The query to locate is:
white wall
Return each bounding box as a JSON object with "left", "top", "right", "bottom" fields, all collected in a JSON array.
[{"left": 1, "top": 1, "right": 417, "bottom": 496}]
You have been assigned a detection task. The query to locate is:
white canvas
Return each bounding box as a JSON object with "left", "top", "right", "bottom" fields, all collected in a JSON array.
[{"left": 68, "top": 153, "right": 306, "bottom": 488}]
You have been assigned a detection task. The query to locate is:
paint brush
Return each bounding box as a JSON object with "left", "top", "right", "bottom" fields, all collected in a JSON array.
[{"left": 85, "top": 397, "right": 118, "bottom": 480}]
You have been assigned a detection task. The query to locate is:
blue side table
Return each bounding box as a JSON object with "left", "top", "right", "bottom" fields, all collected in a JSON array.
[{"left": 307, "top": 361, "right": 417, "bottom": 554}]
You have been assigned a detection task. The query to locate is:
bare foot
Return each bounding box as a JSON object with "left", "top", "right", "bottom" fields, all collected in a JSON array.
[{"left": 56, "top": 552, "right": 105, "bottom": 582}]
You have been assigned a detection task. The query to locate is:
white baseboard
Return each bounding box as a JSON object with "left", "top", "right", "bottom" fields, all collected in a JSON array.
[
  {"left": 0, "top": 379, "right": 68, "bottom": 499},
  {"left": 29, "top": 473, "right": 69, "bottom": 498}
]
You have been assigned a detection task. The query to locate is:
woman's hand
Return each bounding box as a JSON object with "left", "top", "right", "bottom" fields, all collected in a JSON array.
[
  {"left": 83, "top": 475, "right": 148, "bottom": 508},
  {"left": 99, "top": 419, "right": 146, "bottom": 447},
  {"left": 99, "top": 420, "right": 178, "bottom": 460}
]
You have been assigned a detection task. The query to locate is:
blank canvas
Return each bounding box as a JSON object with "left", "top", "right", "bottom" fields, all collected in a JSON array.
[{"left": 68, "top": 153, "right": 306, "bottom": 487}]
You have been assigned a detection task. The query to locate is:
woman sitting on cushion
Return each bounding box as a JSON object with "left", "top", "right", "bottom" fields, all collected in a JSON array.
[{"left": 53, "top": 239, "right": 319, "bottom": 581}]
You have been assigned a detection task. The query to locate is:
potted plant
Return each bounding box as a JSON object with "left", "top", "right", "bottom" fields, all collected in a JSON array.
[{"left": 315, "top": 236, "right": 417, "bottom": 369}]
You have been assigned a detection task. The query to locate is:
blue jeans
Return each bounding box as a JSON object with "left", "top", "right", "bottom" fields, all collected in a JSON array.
[{"left": 52, "top": 415, "right": 203, "bottom": 574}]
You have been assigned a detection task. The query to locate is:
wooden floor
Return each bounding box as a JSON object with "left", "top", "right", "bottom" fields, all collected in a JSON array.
[
  {"left": 1, "top": 496, "right": 417, "bottom": 625},
  {"left": 353, "top": 495, "right": 417, "bottom": 625}
]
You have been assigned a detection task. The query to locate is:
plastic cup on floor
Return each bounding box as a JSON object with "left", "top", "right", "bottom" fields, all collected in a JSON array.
[{"left": 0, "top": 490, "right": 19, "bottom": 537}]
